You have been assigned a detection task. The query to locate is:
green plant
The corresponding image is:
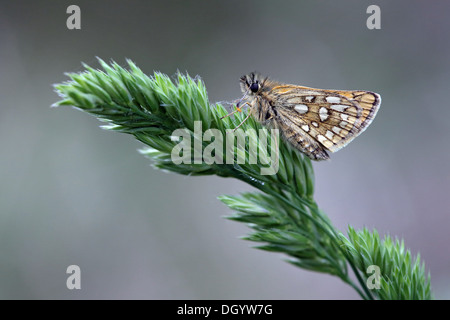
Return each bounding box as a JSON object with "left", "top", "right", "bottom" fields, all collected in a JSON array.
[{"left": 53, "top": 58, "right": 432, "bottom": 300}]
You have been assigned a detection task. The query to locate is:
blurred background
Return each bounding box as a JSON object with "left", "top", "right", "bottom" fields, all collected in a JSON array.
[{"left": 1, "top": 0, "right": 449, "bottom": 299}]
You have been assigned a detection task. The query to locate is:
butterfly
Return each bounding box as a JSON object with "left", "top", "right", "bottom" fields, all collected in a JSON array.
[{"left": 222, "top": 72, "right": 381, "bottom": 160}]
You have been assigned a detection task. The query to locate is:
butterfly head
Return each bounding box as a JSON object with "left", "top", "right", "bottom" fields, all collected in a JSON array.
[{"left": 240, "top": 72, "right": 268, "bottom": 95}]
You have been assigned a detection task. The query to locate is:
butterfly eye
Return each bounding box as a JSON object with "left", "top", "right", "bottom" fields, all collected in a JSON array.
[{"left": 250, "top": 82, "right": 259, "bottom": 93}]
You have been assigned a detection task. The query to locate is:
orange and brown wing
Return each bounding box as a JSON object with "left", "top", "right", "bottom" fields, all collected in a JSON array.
[{"left": 268, "top": 85, "right": 381, "bottom": 153}]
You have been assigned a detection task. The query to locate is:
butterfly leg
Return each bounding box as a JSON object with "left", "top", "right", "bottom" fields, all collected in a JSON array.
[
  {"left": 231, "top": 111, "right": 253, "bottom": 132},
  {"left": 220, "top": 101, "right": 251, "bottom": 120}
]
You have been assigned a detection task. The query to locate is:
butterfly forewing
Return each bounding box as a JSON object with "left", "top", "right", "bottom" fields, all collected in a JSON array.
[{"left": 270, "top": 85, "right": 381, "bottom": 153}]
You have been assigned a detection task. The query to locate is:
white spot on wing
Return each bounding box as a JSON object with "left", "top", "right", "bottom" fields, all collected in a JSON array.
[
  {"left": 339, "top": 121, "right": 348, "bottom": 128},
  {"left": 301, "top": 124, "right": 310, "bottom": 132},
  {"left": 294, "top": 104, "right": 308, "bottom": 114},
  {"left": 312, "top": 121, "right": 319, "bottom": 127},
  {"left": 317, "top": 135, "right": 327, "bottom": 144},
  {"left": 331, "top": 105, "right": 347, "bottom": 112},
  {"left": 332, "top": 126, "right": 342, "bottom": 135},
  {"left": 305, "top": 96, "right": 314, "bottom": 102},
  {"left": 340, "top": 114, "right": 349, "bottom": 121},
  {"left": 319, "top": 107, "right": 328, "bottom": 122},
  {"left": 326, "top": 97, "right": 341, "bottom": 103},
  {"left": 325, "top": 130, "right": 334, "bottom": 139}
]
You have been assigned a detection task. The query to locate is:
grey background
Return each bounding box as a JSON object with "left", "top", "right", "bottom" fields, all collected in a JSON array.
[{"left": 1, "top": 0, "right": 450, "bottom": 299}]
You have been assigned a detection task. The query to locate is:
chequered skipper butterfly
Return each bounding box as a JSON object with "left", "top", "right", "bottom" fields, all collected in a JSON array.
[{"left": 222, "top": 72, "right": 381, "bottom": 160}]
